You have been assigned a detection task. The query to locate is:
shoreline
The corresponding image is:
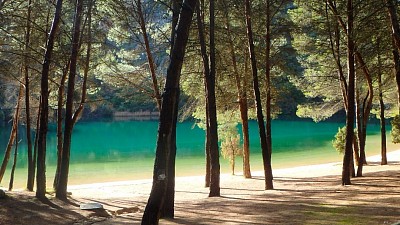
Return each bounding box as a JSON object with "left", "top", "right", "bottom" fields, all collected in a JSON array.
[{"left": 67, "top": 149, "right": 400, "bottom": 200}]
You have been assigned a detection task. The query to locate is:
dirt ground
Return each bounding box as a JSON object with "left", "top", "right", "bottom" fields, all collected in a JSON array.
[{"left": 1, "top": 161, "right": 400, "bottom": 225}]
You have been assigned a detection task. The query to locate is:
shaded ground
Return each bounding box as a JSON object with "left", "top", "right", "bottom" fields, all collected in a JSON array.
[{"left": 1, "top": 163, "right": 400, "bottom": 224}]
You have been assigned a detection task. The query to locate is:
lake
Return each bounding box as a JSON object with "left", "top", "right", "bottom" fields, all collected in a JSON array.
[{"left": 0, "top": 119, "right": 397, "bottom": 188}]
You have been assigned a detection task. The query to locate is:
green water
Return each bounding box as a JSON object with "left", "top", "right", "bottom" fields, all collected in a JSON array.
[{"left": 0, "top": 119, "right": 397, "bottom": 188}]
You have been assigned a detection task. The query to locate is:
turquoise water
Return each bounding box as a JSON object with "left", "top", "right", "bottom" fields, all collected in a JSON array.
[{"left": 0, "top": 119, "right": 396, "bottom": 188}]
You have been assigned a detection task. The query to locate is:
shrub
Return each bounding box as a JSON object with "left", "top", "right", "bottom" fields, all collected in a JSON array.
[{"left": 391, "top": 115, "right": 400, "bottom": 144}]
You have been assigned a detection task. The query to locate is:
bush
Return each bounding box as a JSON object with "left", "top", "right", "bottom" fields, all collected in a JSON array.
[
  {"left": 332, "top": 126, "right": 358, "bottom": 154},
  {"left": 332, "top": 126, "right": 346, "bottom": 154},
  {"left": 391, "top": 115, "right": 400, "bottom": 144},
  {"left": 219, "top": 124, "right": 242, "bottom": 175}
]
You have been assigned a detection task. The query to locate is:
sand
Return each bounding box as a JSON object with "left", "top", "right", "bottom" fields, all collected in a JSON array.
[{"left": 1, "top": 150, "right": 400, "bottom": 224}]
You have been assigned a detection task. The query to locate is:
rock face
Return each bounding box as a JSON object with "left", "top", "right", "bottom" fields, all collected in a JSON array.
[{"left": 0, "top": 189, "right": 6, "bottom": 199}]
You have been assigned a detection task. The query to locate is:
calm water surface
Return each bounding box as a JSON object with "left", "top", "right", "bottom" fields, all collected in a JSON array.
[{"left": 0, "top": 119, "right": 396, "bottom": 188}]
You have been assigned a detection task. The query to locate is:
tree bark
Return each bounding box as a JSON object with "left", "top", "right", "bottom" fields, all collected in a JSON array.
[
  {"left": 36, "top": 0, "right": 64, "bottom": 199},
  {"left": 24, "top": 0, "right": 34, "bottom": 191},
  {"left": 342, "top": 0, "right": 355, "bottom": 185},
  {"left": 265, "top": 0, "right": 272, "bottom": 165},
  {"left": 8, "top": 114, "right": 20, "bottom": 191},
  {"left": 196, "top": 2, "right": 211, "bottom": 187},
  {"left": 244, "top": 0, "right": 273, "bottom": 190},
  {"left": 354, "top": 52, "right": 373, "bottom": 177},
  {"left": 141, "top": 0, "right": 196, "bottom": 223},
  {"left": 55, "top": 0, "right": 83, "bottom": 199},
  {"left": 377, "top": 46, "right": 387, "bottom": 165},
  {"left": 0, "top": 85, "right": 23, "bottom": 183},
  {"left": 53, "top": 62, "right": 69, "bottom": 190},
  {"left": 207, "top": 0, "right": 220, "bottom": 197},
  {"left": 161, "top": 0, "right": 181, "bottom": 218},
  {"left": 135, "top": 0, "right": 162, "bottom": 111}
]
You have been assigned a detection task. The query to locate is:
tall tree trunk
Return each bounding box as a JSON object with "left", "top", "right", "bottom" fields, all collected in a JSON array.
[
  {"left": 204, "top": 109, "right": 211, "bottom": 187},
  {"left": 32, "top": 97, "right": 42, "bottom": 189},
  {"left": 53, "top": 62, "right": 69, "bottom": 190},
  {"left": 354, "top": 52, "right": 373, "bottom": 177},
  {"left": 55, "top": 0, "right": 83, "bottom": 200},
  {"left": 355, "top": 87, "right": 365, "bottom": 177},
  {"left": 9, "top": 116, "right": 19, "bottom": 191},
  {"left": 377, "top": 44, "right": 387, "bottom": 165},
  {"left": 326, "top": 3, "right": 348, "bottom": 111},
  {"left": 0, "top": 85, "right": 23, "bottom": 183},
  {"left": 244, "top": 0, "right": 273, "bottom": 190},
  {"left": 264, "top": 0, "right": 272, "bottom": 164},
  {"left": 141, "top": 0, "right": 196, "bottom": 223},
  {"left": 379, "top": 79, "right": 387, "bottom": 165},
  {"left": 342, "top": 0, "right": 355, "bottom": 185},
  {"left": 135, "top": 0, "right": 162, "bottom": 110},
  {"left": 37, "top": 0, "right": 64, "bottom": 199},
  {"left": 24, "top": 0, "right": 34, "bottom": 191},
  {"left": 207, "top": 0, "right": 220, "bottom": 197},
  {"left": 161, "top": 0, "right": 182, "bottom": 218},
  {"left": 72, "top": 0, "right": 92, "bottom": 124},
  {"left": 222, "top": 0, "right": 251, "bottom": 178},
  {"left": 196, "top": 2, "right": 211, "bottom": 187}
]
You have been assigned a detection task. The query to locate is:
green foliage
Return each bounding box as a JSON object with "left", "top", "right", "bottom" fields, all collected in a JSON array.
[
  {"left": 332, "top": 126, "right": 358, "bottom": 154},
  {"left": 391, "top": 115, "right": 400, "bottom": 144},
  {"left": 219, "top": 122, "right": 242, "bottom": 175},
  {"left": 332, "top": 127, "right": 347, "bottom": 155}
]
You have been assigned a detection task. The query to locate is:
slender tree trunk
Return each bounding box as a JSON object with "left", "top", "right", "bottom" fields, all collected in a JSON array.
[
  {"left": 222, "top": 0, "right": 251, "bottom": 178},
  {"left": 375, "top": 42, "right": 387, "bottom": 165},
  {"left": 342, "top": 0, "right": 355, "bottom": 185},
  {"left": 161, "top": 0, "right": 181, "bottom": 218},
  {"left": 354, "top": 52, "right": 373, "bottom": 177},
  {"left": 207, "top": 0, "right": 220, "bottom": 197},
  {"left": 135, "top": 0, "right": 162, "bottom": 110},
  {"left": 355, "top": 88, "right": 365, "bottom": 177},
  {"left": 244, "top": 0, "right": 273, "bottom": 190},
  {"left": 73, "top": 0, "right": 92, "bottom": 125},
  {"left": 386, "top": 0, "right": 400, "bottom": 52},
  {"left": 205, "top": 109, "right": 211, "bottom": 187},
  {"left": 24, "top": 0, "right": 34, "bottom": 191},
  {"left": 9, "top": 118, "right": 19, "bottom": 191},
  {"left": 0, "top": 85, "right": 23, "bottom": 183},
  {"left": 55, "top": 0, "right": 83, "bottom": 200},
  {"left": 264, "top": 0, "right": 272, "bottom": 163},
  {"left": 196, "top": 2, "right": 211, "bottom": 187},
  {"left": 350, "top": 146, "right": 355, "bottom": 178},
  {"left": 32, "top": 98, "right": 42, "bottom": 189},
  {"left": 37, "top": 0, "right": 64, "bottom": 199},
  {"left": 326, "top": 5, "right": 348, "bottom": 111},
  {"left": 53, "top": 63, "right": 69, "bottom": 190},
  {"left": 141, "top": 0, "right": 196, "bottom": 223},
  {"left": 353, "top": 134, "right": 360, "bottom": 166}
]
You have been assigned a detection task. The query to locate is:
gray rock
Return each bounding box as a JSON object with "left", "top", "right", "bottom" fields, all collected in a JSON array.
[
  {"left": 0, "top": 189, "right": 6, "bottom": 199},
  {"left": 80, "top": 202, "right": 103, "bottom": 210}
]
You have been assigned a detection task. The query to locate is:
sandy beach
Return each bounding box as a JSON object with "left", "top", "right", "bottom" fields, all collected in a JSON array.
[{"left": 1, "top": 150, "right": 400, "bottom": 224}]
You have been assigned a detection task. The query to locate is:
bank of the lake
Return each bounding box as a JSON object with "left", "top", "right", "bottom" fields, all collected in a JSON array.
[{"left": 0, "top": 119, "right": 397, "bottom": 188}]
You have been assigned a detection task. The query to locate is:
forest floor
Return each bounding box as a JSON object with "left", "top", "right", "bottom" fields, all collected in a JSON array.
[{"left": 1, "top": 151, "right": 400, "bottom": 225}]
